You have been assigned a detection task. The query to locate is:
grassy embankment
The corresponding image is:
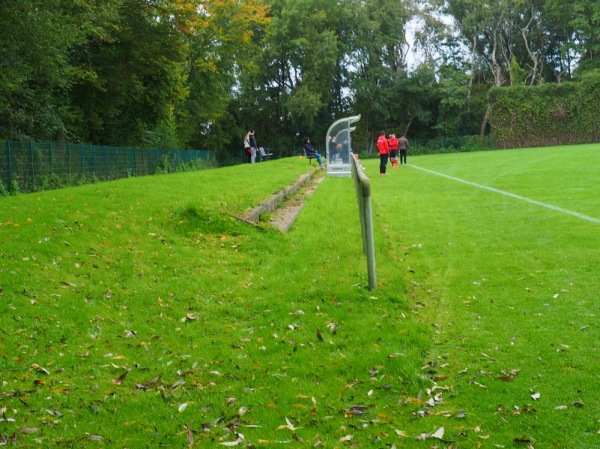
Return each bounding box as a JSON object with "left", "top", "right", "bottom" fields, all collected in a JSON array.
[{"left": 1, "top": 145, "right": 598, "bottom": 447}]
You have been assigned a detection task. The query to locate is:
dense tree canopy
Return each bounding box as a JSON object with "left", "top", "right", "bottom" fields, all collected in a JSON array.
[{"left": 1, "top": 0, "right": 598, "bottom": 158}]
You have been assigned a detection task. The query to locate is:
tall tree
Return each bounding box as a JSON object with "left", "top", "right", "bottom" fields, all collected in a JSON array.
[
  {"left": 0, "top": 0, "right": 112, "bottom": 141},
  {"left": 238, "top": 0, "right": 342, "bottom": 149},
  {"left": 68, "top": 0, "right": 191, "bottom": 146},
  {"left": 177, "top": 0, "right": 271, "bottom": 151},
  {"left": 347, "top": 0, "right": 417, "bottom": 142},
  {"left": 569, "top": 0, "right": 600, "bottom": 73}
]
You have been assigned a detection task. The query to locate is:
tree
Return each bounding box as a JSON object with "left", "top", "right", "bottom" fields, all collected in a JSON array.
[
  {"left": 176, "top": 0, "right": 271, "bottom": 152},
  {"left": 569, "top": 0, "right": 600, "bottom": 74},
  {"left": 67, "top": 0, "right": 191, "bottom": 146},
  {"left": 237, "top": 0, "right": 342, "bottom": 148},
  {"left": 346, "top": 0, "right": 417, "bottom": 144},
  {"left": 0, "top": 0, "right": 106, "bottom": 141}
]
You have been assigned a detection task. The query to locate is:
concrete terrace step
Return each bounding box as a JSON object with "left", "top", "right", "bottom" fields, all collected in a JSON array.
[{"left": 242, "top": 168, "right": 324, "bottom": 232}]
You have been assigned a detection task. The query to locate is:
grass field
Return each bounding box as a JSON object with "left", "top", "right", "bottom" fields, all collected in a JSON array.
[{"left": 1, "top": 144, "right": 598, "bottom": 448}]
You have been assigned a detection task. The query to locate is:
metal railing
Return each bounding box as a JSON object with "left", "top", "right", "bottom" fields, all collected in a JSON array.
[{"left": 351, "top": 153, "right": 376, "bottom": 290}]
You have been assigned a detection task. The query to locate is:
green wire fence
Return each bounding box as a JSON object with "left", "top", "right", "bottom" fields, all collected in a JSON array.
[{"left": 1, "top": 141, "right": 214, "bottom": 194}]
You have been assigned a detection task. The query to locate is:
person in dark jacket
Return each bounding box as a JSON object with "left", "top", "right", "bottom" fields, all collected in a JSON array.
[
  {"left": 248, "top": 129, "right": 259, "bottom": 163},
  {"left": 303, "top": 137, "right": 323, "bottom": 167},
  {"left": 398, "top": 134, "right": 409, "bottom": 165},
  {"left": 244, "top": 129, "right": 258, "bottom": 163},
  {"left": 328, "top": 135, "right": 338, "bottom": 163}
]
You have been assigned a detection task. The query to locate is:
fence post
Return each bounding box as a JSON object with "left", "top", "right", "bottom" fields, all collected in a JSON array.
[
  {"left": 351, "top": 154, "right": 376, "bottom": 290},
  {"left": 29, "top": 141, "right": 34, "bottom": 187},
  {"left": 6, "top": 141, "right": 13, "bottom": 185},
  {"left": 50, "top": 142, "right": 54, "bottom": 175},
  {"left": 104, "top": 146, "right": 108, "bottom": 178},
  {"left": 131, "top": 147, "right": 136, "bottom": 176},
  {"left": 92, "top": 145, "right": 97, "bottom": 175},
  {"left": 68, "top": 143, "right": 72, "bottom": 178}
]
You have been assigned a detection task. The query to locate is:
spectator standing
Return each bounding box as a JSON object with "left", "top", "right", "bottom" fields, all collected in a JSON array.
[
  {"left": 376, "top": 130, "right": 390, "bottom": 175},
  {"left": 328, "top": 135, "right": 338, "bottom": 163},
  {"left": 243, "top": 130, "right": 252, "bottom": 163},
  {"left": 398, "top": 134, "right": 409, "bottom": 165},
  {"left": 248, "top": 129, "right": 259, "bottom": 163},
  {"left": 244, "top": 130, "right": 258, "bottom": 163},
  {"left": 388, "top": 133, "right": 399, "bottom": 168}
]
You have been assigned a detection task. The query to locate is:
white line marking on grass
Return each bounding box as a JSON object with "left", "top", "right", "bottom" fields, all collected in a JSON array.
[{"left": 411, "top": 165, "right": 600, "bottom": 224}]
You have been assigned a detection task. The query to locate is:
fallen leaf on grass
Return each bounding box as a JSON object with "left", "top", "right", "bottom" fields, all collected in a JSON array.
[
  {"left": 497, "top": 376, "right": 515, "bottom": 382},
  {"left": 31, "top": 364, "right": 50, "bottom": 375},
  {"left": 395, "top": 429, "right": 409, "bottom": 437},
  {"left": 339, "top": 434, "right": 353, "bottom": 442},
  {"left": 276, "top": 417, "right": 302, "bottom": 432},
  {"left": 432, "top": 426, "right": 445, "bottom": 439},
  {"left": 183, "top": 424, "right": 194, "bottom": 445},
  {"left": 316, "top": 328, "right": 324, "bottom": 341},
  {"left": 340, "top": 383, "right": 356, "bottom": 396},
  {"left": 342, "top": 405, "right": 369, "bottom": 416},
  {"left": 135, "top": 375, "right": 162, "bottom": 391},
  {"left": 112, "top": 370, "right": 130, "bottom": 385},
  {"left": 513, "top": 406, "right": 537, "bottom": 415},
  {"left": 531, "top": 392, "right": 541, "bottom": 400},
  {"left": 403, "top": 397, "right": 424, "bottom": 405},
  {"left": 220, "top": 435, "right": 244, "bottom": 446},
  {"left": 181, "top": 313, "right": 198, "bottom": 322},
  {"left": 416, "top": 426, "right": 444, "bottom": 441},
  {"left": 170, "top": 379, "right": 185, "bottom": 390}
]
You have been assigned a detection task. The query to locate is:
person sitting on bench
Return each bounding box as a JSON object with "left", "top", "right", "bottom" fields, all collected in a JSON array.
[{"left": 303, "top": 137, "right": 323, "bottom": 168}]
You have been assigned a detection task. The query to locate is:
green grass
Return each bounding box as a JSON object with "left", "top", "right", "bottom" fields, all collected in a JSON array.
[
  {"left": 1, "top": 146, "right": 599, "bottom": 448},
  {"left": 368, "top": 144, "right": 600, "bottom": 447}
]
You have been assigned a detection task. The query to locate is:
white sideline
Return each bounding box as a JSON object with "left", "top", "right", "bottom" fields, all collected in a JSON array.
[{"left": 411, "top": 165, "right": 600, "bottom": 224}]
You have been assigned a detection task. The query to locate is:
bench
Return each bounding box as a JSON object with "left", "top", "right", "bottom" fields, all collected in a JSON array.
[
  {"left": 258, "top": 147, "right": 273, "bottom": 162},
  {"left": 303, "top": 147, "right": 316, "bottom": 165}
]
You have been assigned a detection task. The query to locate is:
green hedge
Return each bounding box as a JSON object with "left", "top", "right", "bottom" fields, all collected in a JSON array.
[{"left": 489, "top": 71, "right": 600, "bottom": 148}]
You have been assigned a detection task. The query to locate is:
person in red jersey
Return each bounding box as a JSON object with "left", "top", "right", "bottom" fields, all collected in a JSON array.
[
  {"left": 388, "top": 133, "right": 399, "bottom": 168},
  {"left": 376, "top": 130, "right": 390, "bottom": 175}
]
